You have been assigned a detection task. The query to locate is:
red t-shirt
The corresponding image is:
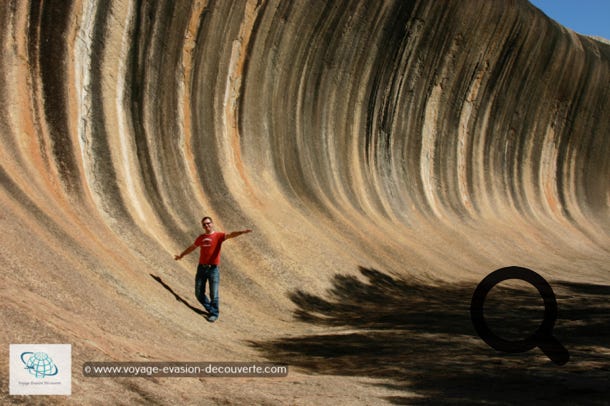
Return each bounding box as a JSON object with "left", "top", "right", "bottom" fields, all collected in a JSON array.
[{"left": 194, "top": 232, "right": 226, "bottom": 265}]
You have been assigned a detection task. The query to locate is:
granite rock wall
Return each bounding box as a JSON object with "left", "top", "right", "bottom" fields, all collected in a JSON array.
[{"left": 1, "top": 0, "right": 609, "bottom": 403}]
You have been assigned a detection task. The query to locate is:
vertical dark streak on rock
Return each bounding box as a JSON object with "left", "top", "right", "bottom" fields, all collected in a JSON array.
[
  {"left": 87, "top": 0, "right": 131, "bottom": 221},
  {"left": 129, "top": 0, "right": 163, "bottom": 206},
  {"left": 26, "top": 0, "right": 50, "bottom": 167},
  {"left": 238, "top": 0, "right": 268, "bottom": 142},
  {"left": 38, "top": 0, "right": 80, "bottom": 193}
]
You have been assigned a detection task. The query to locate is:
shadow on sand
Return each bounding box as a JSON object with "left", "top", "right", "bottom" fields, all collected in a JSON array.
[
  {"left": 253, "top": 267, "right": 609, "bottom": 404},
  {"left": 150, "top": 274, "right": 207, "bottom": 315}
]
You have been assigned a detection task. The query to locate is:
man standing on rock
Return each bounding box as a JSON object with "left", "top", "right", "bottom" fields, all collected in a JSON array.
[{"left": 175, "top": 216, "right": 252, "bottom": 322}]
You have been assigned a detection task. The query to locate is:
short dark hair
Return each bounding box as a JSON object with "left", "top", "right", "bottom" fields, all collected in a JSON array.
[{"left": 202, "top": 216, "right": 213, "bottom": 223}]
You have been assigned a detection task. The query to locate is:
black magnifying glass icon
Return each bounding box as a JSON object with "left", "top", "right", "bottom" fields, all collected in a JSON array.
[{"left": 470, "top": 266, "right": 569, "bottom": 365}]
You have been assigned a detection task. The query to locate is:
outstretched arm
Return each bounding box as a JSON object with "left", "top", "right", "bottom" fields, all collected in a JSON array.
[
  {"left": 175, "top": 244, "right": 197, "bottom": 260},
  {"left": 225, "top": 229, "right": 252, "bottom": 241}
]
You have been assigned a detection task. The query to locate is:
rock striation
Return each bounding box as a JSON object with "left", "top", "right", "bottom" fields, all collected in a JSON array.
[{"left": 1, "top": 0, "right": 609, "bottom": 403}]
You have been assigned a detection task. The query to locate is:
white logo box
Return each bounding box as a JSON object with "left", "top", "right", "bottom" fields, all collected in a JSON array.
[{"left": 9, "top": 344, "right": 71, "bottom": 396}]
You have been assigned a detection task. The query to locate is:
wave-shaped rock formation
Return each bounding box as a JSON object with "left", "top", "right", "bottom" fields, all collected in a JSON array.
[{"left": 1, "top": 0, "right": 609, "bottom": 403}]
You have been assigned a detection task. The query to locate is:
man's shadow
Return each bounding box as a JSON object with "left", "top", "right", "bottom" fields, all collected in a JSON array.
[{"left": 150, "top": 274, "right": 207, "bottom": 315}]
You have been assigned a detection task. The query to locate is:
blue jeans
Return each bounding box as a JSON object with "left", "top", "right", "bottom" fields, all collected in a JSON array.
[{"left": 195, "top": 264, "right": 219, "bottom": 317}]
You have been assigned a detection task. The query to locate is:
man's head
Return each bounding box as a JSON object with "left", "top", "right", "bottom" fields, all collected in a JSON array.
[{"left": 201, "top": 216, "right": 214, "bottom": 233}]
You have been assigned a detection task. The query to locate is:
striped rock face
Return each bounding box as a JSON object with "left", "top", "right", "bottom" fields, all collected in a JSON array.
[{"left": 1, "top": 1, "right": 608, "bottom": 404}]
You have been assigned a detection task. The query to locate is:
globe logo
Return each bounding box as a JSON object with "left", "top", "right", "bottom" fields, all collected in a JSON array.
[{"left": 20, "top": 352, "right": 59, "bottom": 378}]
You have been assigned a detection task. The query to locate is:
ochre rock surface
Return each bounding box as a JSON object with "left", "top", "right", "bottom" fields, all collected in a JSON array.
[{"left": 1, "top": 0, "right": 609, "bottom": 403}]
